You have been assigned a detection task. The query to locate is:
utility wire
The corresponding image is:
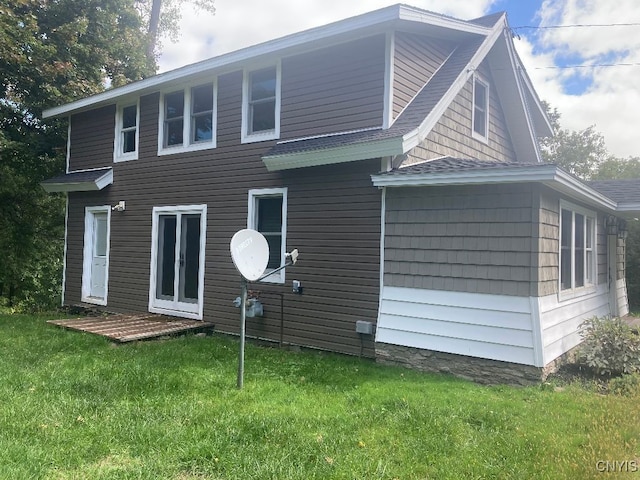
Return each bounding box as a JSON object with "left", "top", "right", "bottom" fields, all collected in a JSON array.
[{"left": 513, "top": 23, "right": 640, "bottom": 30}]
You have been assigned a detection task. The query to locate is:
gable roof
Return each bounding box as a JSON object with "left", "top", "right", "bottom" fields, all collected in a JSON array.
[
  {"left": 262, "top": 8, "right": 552, "bottom": 171},
  {"left": 42, "top": 4, "right": 552, "bottom": 173}
]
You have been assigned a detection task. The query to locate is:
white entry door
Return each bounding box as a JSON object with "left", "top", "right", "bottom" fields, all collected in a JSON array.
[
  {"left": 82, "top": 207, "right": 110, "bottom": 305},
  {"left": 149, "top": 205, "right": 207, "bottom": 319}
]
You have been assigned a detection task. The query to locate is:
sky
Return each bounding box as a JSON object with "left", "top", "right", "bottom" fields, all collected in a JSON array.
[{"left": 157, "top": 0, "right": 640, "bottom": 159}]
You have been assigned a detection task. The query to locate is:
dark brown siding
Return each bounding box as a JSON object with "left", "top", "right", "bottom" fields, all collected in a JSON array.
[
  {"left": 69, "top": 106, "right": 115, "bottom": 171},
  {"left": 393, "top": 33, "right": 454, "bottom": 119},
  {"left": 64, "top": 52, "right": 382, "bottom": 357},
  {"left": 281, "top": 35, "right": 386, "bottom": 139},
  {"left": 406, "top": 60, "right": 517, "bottom": 163}
]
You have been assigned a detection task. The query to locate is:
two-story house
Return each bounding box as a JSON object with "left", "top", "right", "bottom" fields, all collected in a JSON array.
[{"left": 42, "top": 4, "right": 639, "bottom": 383}]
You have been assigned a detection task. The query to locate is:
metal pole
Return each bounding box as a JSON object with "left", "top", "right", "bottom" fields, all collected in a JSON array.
[{"left": 237, "top": 277, "right": 247, "bottom": 389}]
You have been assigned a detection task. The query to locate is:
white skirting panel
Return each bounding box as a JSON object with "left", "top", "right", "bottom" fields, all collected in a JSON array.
[
  {"left": 376, "top": 286, "right": 538, "bottom": 366},
  {"left": 617, "top": 278, "right": 629, "bottom": 317},
  {"left": 537, "top": 284, "right": 610, "bottom": 365}
]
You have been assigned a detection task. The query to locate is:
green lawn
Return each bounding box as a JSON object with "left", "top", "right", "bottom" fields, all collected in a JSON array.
[{"left": 1, "top": 313, "right": 639, "bottom": 479}]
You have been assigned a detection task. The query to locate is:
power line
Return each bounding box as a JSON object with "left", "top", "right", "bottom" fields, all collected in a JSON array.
[
  {"left": 532, "top": 62, "right": 640, "bottom": 70},
  {"left": 513, "top": 22, "right": 640, "bottom": 30}
]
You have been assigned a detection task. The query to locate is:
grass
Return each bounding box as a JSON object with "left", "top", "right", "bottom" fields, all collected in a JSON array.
[{"left": 1, "top": 313, "right": 639, "bottom": 479}]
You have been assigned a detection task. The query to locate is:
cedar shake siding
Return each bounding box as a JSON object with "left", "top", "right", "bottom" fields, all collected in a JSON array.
[
  {"left": 392, "top": 33, "right": 455, "bottom": 119},
  {"left": 281, "top": 35, "right": 386, "bottom": 139},
  {"left": 384, "top": 184, "right": 537, "bottom": 297},
  {"left": 69, "top": 105, "right": 116, "bottom": 171},
  {"left": 63, "top": 36, "right": 386, "bottom": 357},
  {"left": 406, "top": 62, "right": 517, "bottom": 164}
]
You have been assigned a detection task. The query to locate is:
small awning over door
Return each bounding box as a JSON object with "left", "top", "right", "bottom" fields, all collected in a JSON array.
[{"left": 41, "top": 167, "right": 113, "bottom": 193}]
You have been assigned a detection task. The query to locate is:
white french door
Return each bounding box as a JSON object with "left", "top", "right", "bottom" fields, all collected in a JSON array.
[
  {"left": 149, "top": 205, "right": 207, "bottom": 319},
  {"left": 82, "top": 206, "right": 111, "bottom": 305}
]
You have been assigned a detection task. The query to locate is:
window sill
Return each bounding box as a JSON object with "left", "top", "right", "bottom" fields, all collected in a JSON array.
[
  {"left": 114, "top": 153, "right": 138, "bottom": 163},
  {"left": 558, "top": 284, "right": 598, "bottom": 303},
  {"left": 241, "top": 130, "right": 279, "bottom": 144},
  {"left": 157, "top": 140, "right": 216, "bottom": 156},
  {"left": 471, "top": 131, "right": 489, "bottom": 144}
]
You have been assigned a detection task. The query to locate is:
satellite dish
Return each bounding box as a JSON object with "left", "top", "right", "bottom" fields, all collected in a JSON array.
[{"left": 230, "top": 229, "right": 269, "bottom": 281}]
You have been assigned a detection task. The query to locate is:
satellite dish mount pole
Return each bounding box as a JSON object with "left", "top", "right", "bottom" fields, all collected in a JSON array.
[{"left": 237, "top": 276, "right": 248, "bottom": 389}]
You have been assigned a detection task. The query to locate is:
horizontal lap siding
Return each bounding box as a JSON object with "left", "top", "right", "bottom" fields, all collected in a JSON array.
[
  {"left": 64, "top": 38, "right": 384, "bottom": 357},
  {"left": 69, "top": 106, "right": 115, "bottom": 171},
  {"left": 376, "top": 286, "right": 536, "bottom": 365},
  {"left": 384, "top": 184, "right": 536, "bottom": 297},
  {"left": 280, "top": 35, "right": 386, "bottom": 139},
  {"left": 407, "top": 61, "right": 516, "bottom": 164},
  {"left": 393, "top": 33, "right": 454, "bottom": 119}
]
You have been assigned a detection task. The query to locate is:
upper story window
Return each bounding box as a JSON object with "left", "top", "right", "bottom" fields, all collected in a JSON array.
[
  {"left": 159, "top": 82, "right": 216, "bottom": 155},
  {"left": 472, "top": 74, "right": 489, "bottom": 142},
  {"left": 248, "top": 187, "right": 288, "bottom": 283},
  {"left": 241, "top": 63, "right": 281, "bottom": 143},
  {"left": 560, "top": 202, "right": 596, "bottom": 296},
  {"left": 114, "top": 102, "right": 139, "bottom": 162}
]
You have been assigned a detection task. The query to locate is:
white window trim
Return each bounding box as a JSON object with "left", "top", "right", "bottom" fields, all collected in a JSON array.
[
  {"left": 81, "top": 205, "right": 111, "bottom": 306},
  {"left": 471, "top": 73, "right": 489, "bottom": 143},
  {"left": 247, "top": 187, "right": 288, "bottom": 283},
  {"left": 114, "top": 101, "right": 140, "bottom": 162},
  {"left": 241, "top": 61, "right": 281, "bottom": 144},
  {"left": 148, "top": 204, "right": 208, "bottom": 320},
  {"left": 157, "top": 82, "right": 217, "bottom": 156},
  {"left": 558, "top": 200, "right": 598, "bottom": 301}
]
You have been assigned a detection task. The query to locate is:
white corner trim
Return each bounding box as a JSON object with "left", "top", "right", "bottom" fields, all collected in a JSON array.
[
  {"left": 529, "top": 297, "right": 545, "bottom": 367},
  {"left": 383, "top": 31, "right": 395, "bottom": 129},
  {"left": 66, "top": 118, "right": 71, "bottom": 174},
  {"left": 61, "top": 194, "right": 69, "bottom": 307},
  {"left": 375, "top": 186, "right": 387, "bottom": 343}
]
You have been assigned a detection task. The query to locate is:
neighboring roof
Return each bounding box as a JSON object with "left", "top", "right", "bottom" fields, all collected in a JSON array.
[
  {"left": 40, "top": 168, "right": 113, "bottom": 193},
  {"left": 589, "top": 179, "right": 640, "bottom": 214},
  {"left": 371, "top": 157, "right": 627, "bottom": 213}
]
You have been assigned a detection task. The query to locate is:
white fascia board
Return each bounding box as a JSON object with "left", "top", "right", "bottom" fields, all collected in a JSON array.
[
  {"left": 400, "top": 14, "right": 506, "bottom": 152},
  {"left": 43, "top": 5, "right": 493, "bottom": 119},
  {"left": 616, "top": 203, "right": 640, "bottom": 214},
  {"left": 263, "top": 136, "right": 403, "bottom": 171},
  {"left": 371, "top": 164, "right": 619, "bottom": 211},
  {"left": 371, "top": 164, "right": 557, "bottom": 187}
]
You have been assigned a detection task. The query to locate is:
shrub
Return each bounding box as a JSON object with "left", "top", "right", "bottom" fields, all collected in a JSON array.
[
  {"left": 577, "top": 316, "right": 640, "bottom": 376},
  {"left": 608, "top": 373, "right": 640, "bottom": 396}
]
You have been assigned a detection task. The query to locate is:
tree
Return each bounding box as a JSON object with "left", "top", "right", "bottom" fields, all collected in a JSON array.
[
  {"left": 0, "top": 0, "right": 155, "bottom": 310},
  {"left": 139, "top": 0, "right": 216, "bottom": 60},
  {"left": 540, "top": 103, "right": 612, "bottom": 180}
]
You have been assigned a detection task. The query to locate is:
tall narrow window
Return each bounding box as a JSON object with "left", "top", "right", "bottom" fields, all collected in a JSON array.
[
  {"left": 242, "top": 63, "right": 281, "bottom": 143},
  {"left": 560, "top": 204, "right": 596, "bottom": 294},
  {"left": 248, "top": 187, "right": 287, "bottom": 283},
  {"left": 472, "top": 75, "right": 489, "bottom": 140},
  {"left": 164, "top": 91, "right": 184, "bottom": 147},
  {"left": 114, "top": 102, "right": 139, "bottom": 161},
  {"left": 191, "top": 84, "right": 214, "bottom": 143}
]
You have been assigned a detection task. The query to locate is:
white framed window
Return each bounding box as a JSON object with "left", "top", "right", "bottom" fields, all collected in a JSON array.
[
  {"left": 248, "top": 187, "right": 287, "bottom": 283},
  {"left": 472, "top": 74, "right": 489, "bottom": 142},
  {"left": 559, "top": 201, "right": 597, "bottom": 298},
  {"left": 114, "top": 102, "right": 139, "bottom": 162},
  {"left": 158, "top": 82, "right": 217, "bottom": 155},
  {"left": 241, "top": 62, "right": 281, "bottom": 143}
]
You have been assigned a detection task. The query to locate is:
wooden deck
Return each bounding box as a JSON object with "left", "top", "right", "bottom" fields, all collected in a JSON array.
[{"left": 47, "top": 313, "right": 214, "bottom": 343}]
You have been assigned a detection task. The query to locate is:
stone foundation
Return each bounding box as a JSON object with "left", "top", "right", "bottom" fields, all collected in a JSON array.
[{"left": 375, "top": 343, "right": 577, "bottom": 385}]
